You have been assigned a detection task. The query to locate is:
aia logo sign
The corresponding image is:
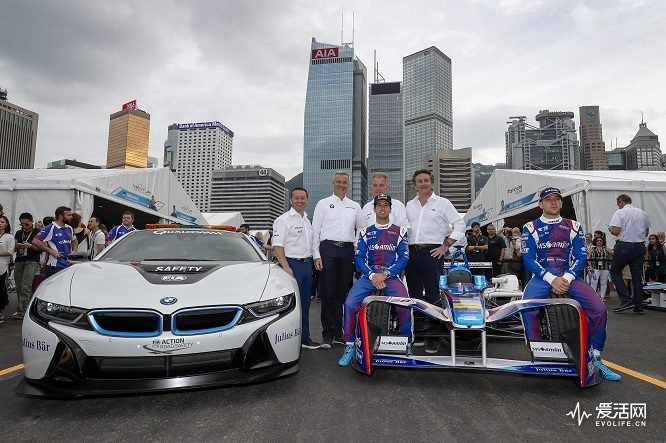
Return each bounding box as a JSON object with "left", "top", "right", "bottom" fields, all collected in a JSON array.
[{"left": 312, "top": 47, "right": 339, "bottom": 59}]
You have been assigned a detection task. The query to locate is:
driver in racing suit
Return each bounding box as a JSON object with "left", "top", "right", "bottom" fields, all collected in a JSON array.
[
  {"left": 338, "top": 194, "right": 411, "bottom": 367},
  {"left": 521, "top": 187, "right": 621, "bottom": 381}
]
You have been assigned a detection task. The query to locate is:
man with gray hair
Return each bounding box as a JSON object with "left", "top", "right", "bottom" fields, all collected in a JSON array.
[
  {"left": 657, "top": 231, "right": 665, "bottom": 246},
  {"left": 361, "top": 172, "right": 409, "bottom": 228},
  {"left": 312, "top": 172, "right": 363, "bottom": 349}
]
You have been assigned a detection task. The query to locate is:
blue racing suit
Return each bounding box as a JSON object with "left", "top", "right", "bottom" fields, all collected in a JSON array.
[
  {"left": 342, "top": 223, "right": 411, "bottom": 342},
  {"left": 522, "top": 216, "right": 607, "bottom": 351}
]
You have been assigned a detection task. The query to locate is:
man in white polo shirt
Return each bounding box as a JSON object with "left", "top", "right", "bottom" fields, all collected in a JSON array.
[
  {"left": 312, "top": 172, "right": 363, "bottom": 349},
  {"left": 272, "top": 187, "right": 320, "bottom": 350},
  {"left": 608, "top": 193, "right": 651, "bottom": 313},
  {"left": 361, "top": 172, "right": 409, "bottom": 228},
  {"left": 405, "top": 169, "right": 465, "bottom": 353}
]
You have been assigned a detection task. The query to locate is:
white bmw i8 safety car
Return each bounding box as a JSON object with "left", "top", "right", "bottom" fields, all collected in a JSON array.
[{"left": 17, "top": 227, "right": 301, "bottom": 398}]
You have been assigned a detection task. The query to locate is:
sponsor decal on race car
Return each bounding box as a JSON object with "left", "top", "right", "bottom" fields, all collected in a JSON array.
[
  {"left": 274, "top": 327, "right": 301, "bottom": 344},
  {"left": 530, "top": 341, "right": 568, "bottom": 359},
  {"left": 22, "top": 338, "right": 51, "bottom": 352},
  {"left": 153, "top": 229, "right": 226, "bottom": 236},
  {"left": 377, "top": 336, "right": 409, "bottom": 352},
  {"left": 143, "top": 337, "right": 194, "bottom": 354}
]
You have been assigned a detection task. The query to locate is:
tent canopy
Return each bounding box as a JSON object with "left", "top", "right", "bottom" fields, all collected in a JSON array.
[
  {"left": 202, "top": 212, "right": 245, "bottom": 228},
  {"left": 0, "top": 168, "right": 205, "bottom": 229},
  {"left": 464, "top": 170, "right": 666, "bottom": 244}
]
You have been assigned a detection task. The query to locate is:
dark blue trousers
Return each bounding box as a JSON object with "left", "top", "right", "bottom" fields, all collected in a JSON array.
[
  {"left": 319, "top": 242, "right": 355, "bottom": 341},
  {"left": 609, "top": 241, "right": 645, "bottom": 308},
  {"left": 287, "top": 258, "right": 313, "bottom": 342},
  {"left": 405, "top": 246, "right": 444, "bottom": 304}
]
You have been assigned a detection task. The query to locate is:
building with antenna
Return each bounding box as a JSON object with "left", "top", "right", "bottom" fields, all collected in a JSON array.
[
  {"left": 0, "top": 88, "right": 39, "bottom": 169},
  {"left": 303, "top": 36, "right": 367, "bottom": 213},
  {"left": 624, "top": 118, "right": 661, "bottom": 170},
  {"left": 367, "top": 52, "right": 404, "bottom": 201}
]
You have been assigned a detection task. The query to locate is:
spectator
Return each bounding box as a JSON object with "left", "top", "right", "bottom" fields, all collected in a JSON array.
[
  {"left": 35, "top": 220, "right": 44, "bottom": 230},
  {"left": 0, "top": 203, "right": 3, "bottom": 216},
  {"left": 12, "top": 213, "right": 41, "bottom": 320},
  {"left": 33, "top": 206, "right": 74, "bottom": 279},
  {"left": 588, "top": 236, "right": 613, "bottom": 300},
  {"left": 657, "top": 231, "right": 666, "bottom": 247},
  {"left": 312, "top": 172, "right": 363, "bottom": 349},
  {"left": 503, "top": 227, "right": 524, "bottom": 287},
  {"left": 584, "top": 233, "right": 594, "bottom": 254},
  {"left": 594, "top": 230, "right": 606, "bottom": 245},
  {"left": 70, "top": 213, "right": 89, "bottom": 253},
  {"left": 87, "top": 216, "right": 106, "bottom": 260},
  {"left": 99, "top": 223, "right": 109, "bottom": 242},
  {"left": 239, "top": 223, "right": 264, "bottom": 249},
  {"left": 645, "top": 234, "right": 666, "bottom": 283},
  {"left": 486, "top": 224, "right": 506, "bottom": 278},
  {"left": 608, "top": 193, "right": 650, "bottom": 313},
  {"left": 0, "top": 215, "right": 16, "bottom": 324},
  {"left": 107, "top": 211, "right": 137, "bottom": 245},
  {"left": 466, "top": 221, "right": 488, "bottom": 276}
]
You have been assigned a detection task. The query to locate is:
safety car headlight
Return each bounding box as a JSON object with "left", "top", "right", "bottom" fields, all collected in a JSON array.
[
  {"left": 245, "top": 293, "right": 295, "bottom": 319},
  {"left": 34, "top": 299, "right": 90, "bottom": 327}
]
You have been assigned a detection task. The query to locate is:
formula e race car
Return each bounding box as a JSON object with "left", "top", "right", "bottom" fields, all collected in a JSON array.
[
  {"left": 17, "top": 228, "right": 301, "bottom": 398},
  {"left": 353, "top": 249, "right": 603, "bottom": 388}
]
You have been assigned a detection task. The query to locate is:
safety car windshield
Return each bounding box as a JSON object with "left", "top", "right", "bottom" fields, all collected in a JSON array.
[{"left": 98, "top": 229, "right": 263, "bottom": 262}]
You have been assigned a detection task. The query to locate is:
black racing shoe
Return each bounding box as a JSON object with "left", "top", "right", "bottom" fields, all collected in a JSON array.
[
  {"left": 613, "top": 302, "right": 633, "bottom": 313},
  {"left": 301, "top": 338, "right": 321, "bottom": 349}
]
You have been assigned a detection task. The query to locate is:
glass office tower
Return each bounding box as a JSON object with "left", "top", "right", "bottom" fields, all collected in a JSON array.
[
  {"left": 303, "top": 38, "right": 367, "bottom": 215},
  {"left": 403, "top": 47, "right": 453, "bottom": 199},
  {"left": 368, "top": 81, "right": 404, "bottom": 202}
]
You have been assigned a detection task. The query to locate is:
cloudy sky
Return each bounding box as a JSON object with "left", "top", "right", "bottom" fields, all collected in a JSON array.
[{"left": 1, "top": 0, "right": 664, "bottom": 180}]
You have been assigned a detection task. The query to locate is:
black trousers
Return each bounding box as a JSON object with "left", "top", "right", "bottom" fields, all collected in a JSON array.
[
  {"left": 319, "top": 242, "right": 355, "bottom": 340},
  {"left": 405, "top": 247, "right": 444, "bottom": 304}
]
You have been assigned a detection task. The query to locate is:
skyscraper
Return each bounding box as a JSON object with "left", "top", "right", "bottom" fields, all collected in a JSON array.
[
  {"left": 506, "top": 110, "right": 580, "bottom": 170},
  {"left": 210, "top": 165, "right": 286, "bottom": 230},
  {"left": 0, "top": 89, "right": 39, "bottom": 169},
  {"left": 579, "top": 106, "right": 608, "bottom": 170},
  {"left": 425, "top": 147, "right": 474, "bottom": 212},
  {"left": 624, "top": 120, "right": 661, "bottom": 170},
  {"left": 303, "top": 38, "right": 367, "bottom": 214},
  {"left": 170, "top": 121, "right": 234, "bottom": 212},
  {"left": 163, "top": 123, "right": 179, "bottom": 171},
  {"left": 403, "top": 46, "right": 453, "bottom": 199},
  {"left": 368, "top": 81, "right": 404, "bottom": 202},
  {"left": 106, "top": 102, "right": 150, "bottom": 169}
]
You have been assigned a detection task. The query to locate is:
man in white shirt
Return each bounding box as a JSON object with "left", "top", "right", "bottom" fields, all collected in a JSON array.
[
  {"left": 361, "top": 172, "right": 409, "bottom": 228},
  {"left": 405, "top": 169, "right": 466, "bottom": 353},
  {"left": 312, "top": 172, "right": 363, "bottom": 349},
  {"left": 608, "top": 193, "right": 651, "bottom": 313},
  {"left": 87, "top": 216, "right": 106, "bottom": 260},
  {"left": 272, "top": 187, "right": 320, "bottom": 350}
]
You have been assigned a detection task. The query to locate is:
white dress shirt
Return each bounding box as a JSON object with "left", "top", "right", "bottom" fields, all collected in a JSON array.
[
  {"left": 406, "top": 192, "right": 465, "bottom": 245},
  {"left": 609, "top": 204, "right": 651, "bottom": 243},
  {"left": 361, "top": 198, "right": 409, "bottom": 228},
  {"left": 312, "top": 194, "right": 363, "bottom": 260},
  {"left": 272, "top": 207, "right": 313, "bottom": 259}
]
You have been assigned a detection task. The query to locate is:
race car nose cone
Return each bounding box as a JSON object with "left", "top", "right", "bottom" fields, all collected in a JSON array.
[{"left": 160, "top": 297, "right": 178, "bottom": 305}]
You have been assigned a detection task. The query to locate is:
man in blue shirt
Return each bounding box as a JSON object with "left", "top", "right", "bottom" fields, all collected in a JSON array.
[
  {"left": 33, "top": 206, "right": 74, "bottom": 279},
  {"left": 521, "top": 187, "right": 621, "bottom": 381},
  {"left": 107, "top": 211, "right": 137, "bottom": 244}
]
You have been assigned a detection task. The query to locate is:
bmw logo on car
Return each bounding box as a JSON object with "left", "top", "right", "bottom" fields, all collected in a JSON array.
[{"left": 160, "top": 297, "right": 178, "bottom": 305}]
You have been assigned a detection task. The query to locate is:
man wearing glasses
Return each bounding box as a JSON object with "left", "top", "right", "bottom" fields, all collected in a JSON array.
[{"left": 11, "top": 213, "right": 41, "bottom": 320}]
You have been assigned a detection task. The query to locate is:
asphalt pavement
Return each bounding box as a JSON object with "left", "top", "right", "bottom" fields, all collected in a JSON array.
[{"left": 0, "top": 295, "right": 664, "bottom": 442}]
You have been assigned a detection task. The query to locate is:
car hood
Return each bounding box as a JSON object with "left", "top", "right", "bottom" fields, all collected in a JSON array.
[{"left": 67, "top": 261, "right": 274, "bottom": 310}]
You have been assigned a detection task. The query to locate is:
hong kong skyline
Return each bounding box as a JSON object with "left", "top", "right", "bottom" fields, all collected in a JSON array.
[{"left": 1, "top": 0, "right": 664, "bottom": 180}]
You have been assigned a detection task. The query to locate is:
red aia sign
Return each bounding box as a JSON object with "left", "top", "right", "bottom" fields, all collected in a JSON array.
[
  {"left": 122, "top": 100, "right": 137, "bottom": 110},
  {"left": 311, "top": 47, "right": 339, "bottom": 59}
]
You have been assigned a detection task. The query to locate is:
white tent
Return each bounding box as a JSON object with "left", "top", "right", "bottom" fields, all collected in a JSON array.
[
  {"left": 465, "top": 170, "right": 666, "bottom": 245},
  {"left": 0, "top": 168, "right": 206, "bottom": 229},
  {"left": 202, "top": 212, "right": 245, "bottom": 227}
]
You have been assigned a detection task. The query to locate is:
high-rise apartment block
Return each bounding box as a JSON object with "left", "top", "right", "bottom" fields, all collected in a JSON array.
[
  {"left": 210, "top": 165, "right": 286, "bottom": 230},
  {"left": 425, "top": 147, "right": 474, "bottom": 212},
  {"left": 368, "top": 81, "right": 404, "bottom": 202},
  {"left": 170, "top": 121, "right": 234, "bottom": 212},
  {"left": 579, "top": 106, "right": 608, "bottom": 170},
  {"left": 303, "top": 38, "right": 367, "bottom": 214},
  {"left": 403, "top": 47, "right": 453, "bottom": 198},
  {"left": 106, "top": 102, "right": 150, "bottom": 169},
  {"left": 506, "top": 110, "right": 580, "bottom": 171},
  {"left": 624, "top": 120, "right": 661, "bottom": 170},
  {"left": 0, "top": 90, "right": 39, "bottom": 169}
]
